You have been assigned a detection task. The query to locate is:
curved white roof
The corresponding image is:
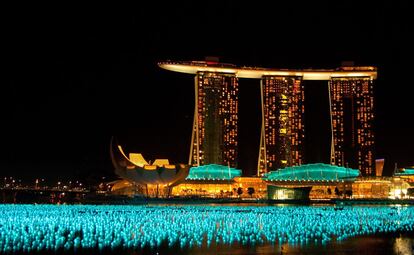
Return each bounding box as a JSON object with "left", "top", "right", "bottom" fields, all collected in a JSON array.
[{"left": 158, "top": 61, "right": 377, "bottom": 80}]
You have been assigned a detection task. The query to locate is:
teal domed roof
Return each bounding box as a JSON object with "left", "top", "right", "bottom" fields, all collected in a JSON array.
[
  {"left": 263, "top": 163, "right": 359, "bottom": 182},
  {"left": 186, "top": 164, "right": 242, "bottom": 181}
]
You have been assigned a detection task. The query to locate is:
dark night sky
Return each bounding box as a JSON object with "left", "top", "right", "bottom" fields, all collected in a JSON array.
[{"left": 2, "top": 1, "right": 412, "bottom": 183}]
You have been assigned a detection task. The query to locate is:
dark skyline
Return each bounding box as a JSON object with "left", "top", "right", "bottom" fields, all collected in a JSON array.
[{"left": 2, "top": 1, "right": 412, "bottom": 182}]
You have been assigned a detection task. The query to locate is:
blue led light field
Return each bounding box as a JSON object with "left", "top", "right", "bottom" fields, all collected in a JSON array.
[{"left": 0, "top": 204, "right": 413, "bottom": 253}]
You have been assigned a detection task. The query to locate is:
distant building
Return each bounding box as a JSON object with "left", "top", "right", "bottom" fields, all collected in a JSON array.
[
  {"left": 394, "top": 167, "right": 414, "bottom": 184},
  {"left": 375, "top": 159, "right": 385, "bottom": 177},
  {"left": 171, "top": 164, "right": 267, "bottom": 198},
  {"left": 352, "top": 177, "right": 392, "bottom": 199}
]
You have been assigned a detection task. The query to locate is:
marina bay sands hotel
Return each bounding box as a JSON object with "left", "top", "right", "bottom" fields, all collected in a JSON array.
[{"left": 159, "top": 60, "right": 377, "bottom": 176}]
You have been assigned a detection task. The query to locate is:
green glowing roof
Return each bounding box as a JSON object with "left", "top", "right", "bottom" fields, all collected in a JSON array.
[
  {"left": 186, "top": 164, "right": 242, "bottom": 180},
  {"left": 263, "top": 163, "right": 360, "bottom": 182},
  {"left": 395, "top": 168, "right": 414, "bottom": 176}
]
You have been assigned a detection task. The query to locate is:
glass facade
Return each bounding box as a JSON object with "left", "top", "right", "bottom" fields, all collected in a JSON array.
[
  {"left": 330, "top": 77, "right": 375, "bottom": 176},
  {"left": 189, "top": 72, "right": 238, "bottom": 167},
  {"left": 258, "top": 76, "right": 305, "bottom": 176}
]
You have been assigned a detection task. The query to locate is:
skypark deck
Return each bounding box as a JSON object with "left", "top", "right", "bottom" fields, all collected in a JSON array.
[{"left": 158, "top": 61, "right": 377, "bottom": 80}]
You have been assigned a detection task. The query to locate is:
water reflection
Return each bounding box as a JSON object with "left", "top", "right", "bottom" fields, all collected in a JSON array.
[{"left": 178, "top": 234, "right": 414, "bottom": 255}]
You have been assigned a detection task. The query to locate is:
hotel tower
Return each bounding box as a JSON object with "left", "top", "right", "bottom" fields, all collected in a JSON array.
[
  {"left": 159, "top": 61, "right": 377, "bottom": 176},
  {"left": 257, "top": 76, "right": 305, "bottom": 176},
  {"left": 188, "top": 70, "right": 239, "bottom": 167},
  {"left": 329, "top": 73, "right": 375, "bottom": 175}
]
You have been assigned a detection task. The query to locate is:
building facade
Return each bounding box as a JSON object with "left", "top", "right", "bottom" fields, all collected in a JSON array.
[
  {"left": 189, "top": 71, "right": 239, "bottom": 167},
  {"left": 159, "top": 61, "right": 377, "bottom": 177},
  {"left": 258, "top": 76, "right": 305, "bottom": 176},
  {"left": 329, "top": 76, "right": 375, "bottom": 176}
]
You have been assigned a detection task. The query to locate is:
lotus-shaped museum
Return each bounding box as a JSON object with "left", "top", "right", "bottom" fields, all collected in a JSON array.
[{"left": 110, "top": 138, "right": 189, "bottom": 196}]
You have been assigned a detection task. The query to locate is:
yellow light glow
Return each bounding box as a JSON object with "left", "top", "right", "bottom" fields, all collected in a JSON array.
[
  {"left": 117, "top": 145, "right": 142, "bottom": 169},
  {"left": 118, "top": 146, "right": 128, "bottom": 159},
  {"left": 129, "top": 153, "right": 148, "bottom": 167},
  {"left": 143, "top": 165, "right": 157, "bottom": 170},
  {"left": 152, "top": 159, "right": 170, "bottom": 167},
  {"left": 159, "top": 62, "right": 377, "bottom": 80}
]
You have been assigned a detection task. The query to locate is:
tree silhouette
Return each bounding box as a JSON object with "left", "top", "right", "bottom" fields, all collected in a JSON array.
[
  {"left": 407, "top": 188, "right": 414, "bottom": 197},
  {"left": 237, "top": 187, "right": 243, "bottom": 197},
  {"left": 334, "top": 187, "right": 339, "bottom": 196},
  {"left": 247, "top": 187, "right": 255, "bottom": 197},
  {"left": 345, "top": 189, "right": 352, "bottom": 198}
]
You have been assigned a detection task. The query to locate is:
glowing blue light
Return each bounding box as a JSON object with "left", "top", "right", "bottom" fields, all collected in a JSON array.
[
  {"left": 0, "top": 204, "right": 413, "bottom": 253},
  {"left": 395, "top": 168, "right": 414, "bottom": 176},
  {"left": 186, "top": 164, "right": 242, "bottom": 180},
  {"left": 263, "top": 163, "right": 360, "bottom": 182}
]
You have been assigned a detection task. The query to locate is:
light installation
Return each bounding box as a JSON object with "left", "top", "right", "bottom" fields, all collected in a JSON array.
[{"left": 0, "top": 204, "right": 413, "bottom": 253}]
